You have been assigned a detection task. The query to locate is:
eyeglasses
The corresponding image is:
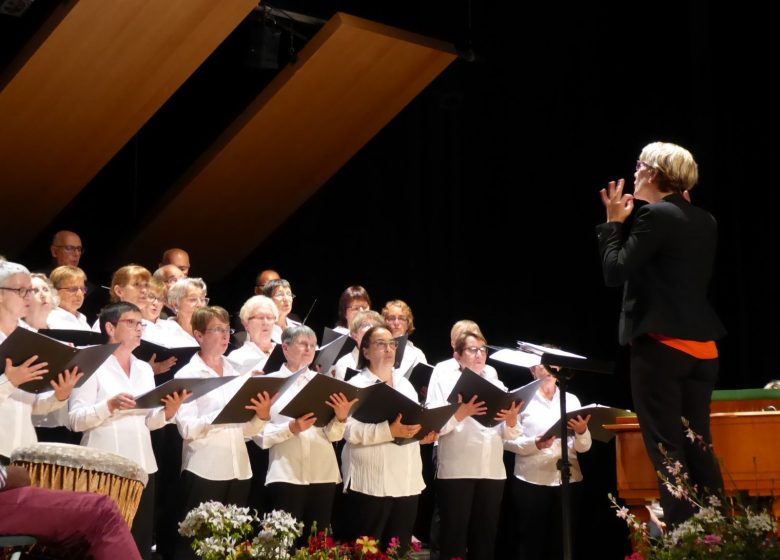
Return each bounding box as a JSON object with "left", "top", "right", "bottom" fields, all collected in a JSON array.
[
  {"left": 116, "top": 319, "right": 145, "bottom": 330},
  {"left": 205, "top": 327, "right": 234, "bottom": 335},
  {"left": 272, "top": 291, "right": 296, "bottom": 300},
  {"left": 248, "top": 314, "right": 276, "bottom": 322},
  {"left": 185, "top": 296, "right": 209, "bottom": 305},
  {"left": 145, "top": 293, "right": 164, "bottom": 303},
  {"left": 463, "top": 346, "right": 489, "bottom": 356},
  {"left": 0, "top": 286, "right": 34, "bottom": 298},
  {"left": 293, "top": 341, "right": 317, "bottom": 350},
  {"left": 372, "top": 340, "right": 399, "bottom": 350},
  {"left": 385, "top": 315, "right": 408, "bottom": 323},
  {"left": 53, "top": 245, "right": 84, "bottom": 254},
  {"left": 636, "top": 160, "right": 656, "bottom": 171},
  {"left": 58, "top": 286, "right": 87, "bottom": 295}
]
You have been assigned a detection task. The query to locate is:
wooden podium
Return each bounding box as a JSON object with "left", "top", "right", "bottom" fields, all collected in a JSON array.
[{"left": 605, "top": 411, "right": 780, "bottom": 524}]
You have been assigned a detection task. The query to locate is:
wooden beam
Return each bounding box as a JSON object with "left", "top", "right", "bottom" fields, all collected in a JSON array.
[
  {"left": 123, "top": 12, "right": 457, "bottom": 279},
  {"left": 0, "top": 0, "right": 259, "bottom": 254}
]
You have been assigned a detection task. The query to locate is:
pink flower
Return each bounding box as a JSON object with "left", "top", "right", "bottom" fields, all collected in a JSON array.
[
  {"left": 624, "top": 552, "right": 644, "bottom": 560},
  {"left": 411, "top": 540, "right": 422, "bottom": 553},
  {"left": 703, "top": 534, "right": 722, "bottom": 546}
]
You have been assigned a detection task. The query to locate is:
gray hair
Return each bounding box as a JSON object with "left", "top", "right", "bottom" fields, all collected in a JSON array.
[
  {"left": 281, "top": 324, "right": 316, "bottom": 345},
  {"left": 0, "top": 261, "right": 30, "bottom": 286},
  {"left": 167, "top": 277, "right": 207, "bottom": 308},
  {"left": 239, "top": 295, "right": 279, "bottom": 324}
]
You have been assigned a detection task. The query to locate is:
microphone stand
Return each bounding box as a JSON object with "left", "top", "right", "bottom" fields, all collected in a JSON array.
[{"left": 550, "top": 366, "right": 575, "bottom": 560}]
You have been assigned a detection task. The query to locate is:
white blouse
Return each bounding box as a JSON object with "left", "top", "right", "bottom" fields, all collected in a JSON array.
[
  {"left": 69, "top": 354, "right": 166, "bottom": 474},
  {"left": 271, "top": 318, "right": 301, "bottom": 344},
  {"left": 425, "top": 360, "right": 521, "bottom": 480},
  {"left": 0, "top": 330, "right": 67, "bottom": 458},
  {"left": 331, "top": 348, "right": 359, "bottom": 381},
  {"left": 254, "top": 369, "right": 345, "bottom": 485},
  {"left": 227, "top": 341, "right": 272, "bottom": 374},
  {"left": 397, "top": 341, "right": 427, "bottom": 378},
  {"left": 341, "top": 369, "right": 425, "bottom": 498},
  {"left": 175, "top": 354, "right": 266, "bottom": 481},
  {"left": 143, "top": 318, "right": 198, "bottom": 348},
  {"left": 504, "top": 387, "right": 592, "bottom": 486},
  {"left": 46, "top": 307, "right": 91, "bottom": 331}
]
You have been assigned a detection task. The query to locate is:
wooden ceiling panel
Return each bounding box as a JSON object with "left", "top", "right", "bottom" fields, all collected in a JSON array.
[
  {"left": 123, "top": 13, "right": 456, "bottom": 279},
  {"left": 0, "top": 0, "right": 259, "bottom": 253}
]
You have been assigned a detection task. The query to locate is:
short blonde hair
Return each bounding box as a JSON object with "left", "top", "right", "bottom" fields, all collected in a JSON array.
[
  {"left": 382, "top": 299, "right": 416, "bottom": 335},
  {"left": 348, "top": 309, "right": 385, "bottom": 335},
  {"left": 50, "top": 265, "right": 87, "bottom": 289},
  {"left": 639, "top": 141, "right": 699, "bottom": 193},
  {"left": 239, "top": 295, "right": 279, "bottom": 324},
  {"left": 110, "top": 264, "right": 151, "bottom": 303}
]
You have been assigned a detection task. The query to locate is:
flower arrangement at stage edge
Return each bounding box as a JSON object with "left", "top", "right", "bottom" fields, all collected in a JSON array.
[
  {"left": 291, "top": 528, "right": 423, "bottom": 560},
  {"left": 178, "top": 501, "right": 302, "bottom": 560},
  {"left": 609, "top": 419, "right": 780, "bottom": 560}
]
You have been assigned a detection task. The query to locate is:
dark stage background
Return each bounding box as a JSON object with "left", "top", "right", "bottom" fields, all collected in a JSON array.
[{"left": 6, "top": 2, "right": 778, "bottom": 558}]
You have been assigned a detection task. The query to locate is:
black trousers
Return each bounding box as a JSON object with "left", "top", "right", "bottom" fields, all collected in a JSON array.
[
  {"left": 342, "top": 489, "right": 419, "bottom": 554},
  {"left": 436, "top": 478, "right": 504, "bottom": 560},
  {"left": 510, "top": 476, "right": 583, "bottom": 560},
  {"left": 266, "top": 481, "right": 336, "bottom": 544},
  {"left": 151, "top": 424, "right": 182, "bottom": 560},
  {"left": 630, "top": 336, "right": 723, "bottom": 526},
  {"left": 131, "top": 472, "right": 155, "bottom": 560},
  {"left": 173, "top": 472, "right": 251, "bottom": 560}
]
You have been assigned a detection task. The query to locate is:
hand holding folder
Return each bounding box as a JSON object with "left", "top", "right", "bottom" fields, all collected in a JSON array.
[
  {"left": 0, "top": 328, "right": 118, "bottom": 394},
  {"left": 279, "top": 374, "right": 363, "bottom": 427},
  {"left": 211, "top": 374, "right": 301, "bottom": 424},
  {"left": 446, "top": 368, "right": 542, "bottom": 428},
  {"left": 351, "top": 382, "right": 459, "bottom": 445},
  {"left": 539, "top": 404, "right": 633, "bottom": 443}
]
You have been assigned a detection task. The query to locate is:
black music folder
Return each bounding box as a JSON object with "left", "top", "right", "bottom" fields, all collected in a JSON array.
[
  {"left": 344, "top": 367, "right": 360, "bottom": 382},
  {"left": 408, "top": 362, "right": 434, "bottom": 395},
  {"left": 313, "top": 334, "right": 356, "bottom": 374},
  {"left": 0, "top": 328, "right": 118, "bottom": 394},
  {"left": 279, "top": 373, "right": 363, "bottom": 427},
  {"left": 352, "top": 382, "right": 459, "bottom": 445},
  {"left": 393, "top": 334, "right": 408, "bottom": 369},
  {"left": 132, "top": 340, "right": 199, "bottom": 374},
  {"left": 38, "top": 328, "right": 107, "bottom": 347},
  {"left": 211, "top": 374, "right": 299, "bottom": 424},
  {"left": 133, "top": 376, "right": 236, "bottom": 409},
  {"left": 446, "top": 368, "right": 542, "bottom": 428},
  {"left": 321, "top": 326, "right": 344, "bottom": 347},
  {"left": 539, "top": 404, "right": 633, "bottom": 443}
]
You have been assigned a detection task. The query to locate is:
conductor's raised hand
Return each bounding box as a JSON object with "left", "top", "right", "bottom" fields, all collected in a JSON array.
[
  {"left": 162, "top": 389, "right": 192, "bottom": 421},
  {"left": 4, "top": 356, "right": 48, "bottom": 388},
  {"left": 599, "top": 179, "right": 634, "bottom": 223},
  {"left": 454, "top": 394, "right": 487, "bottom": 422},
  {"left": 326, "top": 392, "right": 358, "bottom": 422},
  {"left": 289, "top": 412, "right": 317, "bottom": 434},
  {"left": 246, "top": 390, "right": 275, "bottom": 421},
  {"left": 495, "top": 399, "right": 522, "bottom": 428},
  {"left": 389, "top": 413, "right": 421, "bottom": 439},
  {"left": 51, "top": 367, "right": 84, "bottom": 401},
  {"left": 567, "top": 413, "right": 591, "bottom": 435}
]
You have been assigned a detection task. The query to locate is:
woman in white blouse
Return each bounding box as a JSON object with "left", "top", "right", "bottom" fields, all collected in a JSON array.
[
  {"left": 341, "top": 326, "right": 436, "bottom": 553},
  {"left": 381, "top": 299, "right": 427, "bottom": 378},
  {"left": 255, "top": 325, "right": 355, "bottom": 541},
  {"left": 47, "top": 266, "right": 91, "bottom": 330},
  {"left": 425, "top": 330, "right": 521, "bottom": 560},
  {"left": 262, "top": 279, "right": 300, "bottom": 343},
  {"left": 0, "top": 261, "right": 81, "bottom": 461},
  {"left": 159, "top": 277, "right": 208, "bottom": 347},
  {"left": 504, "top": 362, "right": 591, "bottom": 560},
  {"left": 228, "top": 295, "right": 278, "bottom": 374},
  {"left": 174, "top": 306, "right": 273, "bottom": 560},
  {"left": 24, "top": 273, "right": 58, "bottom": 330},
  {"left": 69, "top": 302, "right": 189, "bottom": 559}
]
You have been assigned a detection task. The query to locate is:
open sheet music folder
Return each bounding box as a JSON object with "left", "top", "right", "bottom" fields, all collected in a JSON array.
[
  {"left": 0, "top": 327, "right": 118, "bottom": 394},
  {"left": 351, "top": 382, "right": 459, "bottom": 445},
  {"left": 446, "top": 368, "right": 542, "bottom": 428},
  {"left": 539, "top": 404, "right": 633, "bottom": 443}
]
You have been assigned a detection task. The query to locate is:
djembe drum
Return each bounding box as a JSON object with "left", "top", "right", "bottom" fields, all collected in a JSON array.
[{"left": 10, "top": 442, "right": 148, "bottom": 527}]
